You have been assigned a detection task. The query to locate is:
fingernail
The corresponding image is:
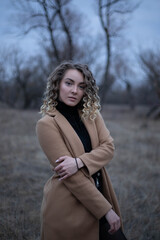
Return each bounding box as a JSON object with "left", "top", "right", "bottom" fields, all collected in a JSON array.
[{"left": 55, "top": 160, "right": 59, "bottom": 163}]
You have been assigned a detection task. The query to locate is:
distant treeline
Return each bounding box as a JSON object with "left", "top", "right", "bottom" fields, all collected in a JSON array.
[
  {"left": 0, "top": 0, "right": 159, "bottom": 110},
  {"left": 0, "top": 48, "right": 159, "bottom": 110}
]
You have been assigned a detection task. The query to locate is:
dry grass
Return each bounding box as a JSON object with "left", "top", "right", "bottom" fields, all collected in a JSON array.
[
  {"left": 0, "top": 105, "right": 159, "bottom": 240},
  {"left": 102, "top": 105, "right": 160, "bottom": 240}
]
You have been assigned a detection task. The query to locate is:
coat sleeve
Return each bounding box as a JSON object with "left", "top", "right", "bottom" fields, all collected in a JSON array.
[
  {"left": 79, "top": 112, "right": 115, "bottom": 176},
  {"left": 36, "top": 116, "right": 112, "bottom": 219}
]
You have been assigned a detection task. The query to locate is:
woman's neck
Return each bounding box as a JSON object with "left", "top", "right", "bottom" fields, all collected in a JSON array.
[{"left": 56, "top": 100, "right": 78, "bottom": 113}]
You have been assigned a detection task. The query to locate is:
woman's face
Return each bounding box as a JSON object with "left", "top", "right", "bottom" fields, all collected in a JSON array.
[{"left": 59, "top": 69, "right": 86, "bottom": 107}]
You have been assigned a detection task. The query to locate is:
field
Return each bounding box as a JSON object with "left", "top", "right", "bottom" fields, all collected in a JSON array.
[{"left": 0, "top": 105, "right": 159, "bottom": 240}]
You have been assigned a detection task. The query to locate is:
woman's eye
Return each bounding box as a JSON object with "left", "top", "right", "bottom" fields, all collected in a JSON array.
[
  {"left": 65, "top": 81, "right": 72, "bottom": 86},
  {"left": 79, "top": 85, "right": 85, "bottom": 90}
]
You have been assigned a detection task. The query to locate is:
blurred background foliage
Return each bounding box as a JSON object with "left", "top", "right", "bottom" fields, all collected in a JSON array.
[{"left": 0, "top": 0, "right": 159, "bottom": 118}]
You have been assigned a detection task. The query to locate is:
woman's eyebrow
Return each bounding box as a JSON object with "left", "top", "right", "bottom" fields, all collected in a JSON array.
[
  {"left": 65, "top": 78, "right": 74, "bottom": 82},
  {"left": 65, "top": 78, "right": 85, "bottom": 84}
]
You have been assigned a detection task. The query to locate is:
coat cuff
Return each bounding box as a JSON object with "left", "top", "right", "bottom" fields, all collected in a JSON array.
[{"left": 97, "top": 203, "right": 112, "bottom": 220}]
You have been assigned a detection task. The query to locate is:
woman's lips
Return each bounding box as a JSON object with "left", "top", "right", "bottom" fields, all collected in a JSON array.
[{"left": 68, "top": 97, "right": 77, "bottom": 101}]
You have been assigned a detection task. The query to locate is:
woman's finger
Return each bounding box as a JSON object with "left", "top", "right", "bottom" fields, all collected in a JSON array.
[
  {"left": 55, "top": 156, "right": 66, "bottom": 163},
  {"left": 56, "top": 166, "right": 65, "bottom": 173},
  {"left": 55, "top": 164, "right": 63, "bottom": 172},
  {"left": 108, "top": 221, "right": 120, "bottom": 234},
  {"left": 59, "top": 173, "right": 71, "bottom": 181},
  {"left": 108, "top": 223, "right": 115, "bottom": 234},
  {"left": 115, "top": 220, "right": 121, "bottom": 231},
  {"left": 58, "top": 171, "right": 66, "bottom": 177}
]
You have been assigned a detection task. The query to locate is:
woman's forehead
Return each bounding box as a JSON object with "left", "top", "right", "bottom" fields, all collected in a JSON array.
[{"left": 63, "top": 69, "right": 84, "bottom": 83}]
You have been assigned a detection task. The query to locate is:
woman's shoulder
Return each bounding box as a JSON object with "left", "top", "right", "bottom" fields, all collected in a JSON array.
[
  {"left": 94, "top": 111, "right": 107, "bottom": 128},
  {"left": 36, "top": 113, "right": 56, "bottom": 128},
  {"left": 95, "top": 111, "right": 103, "bottom": 122}
]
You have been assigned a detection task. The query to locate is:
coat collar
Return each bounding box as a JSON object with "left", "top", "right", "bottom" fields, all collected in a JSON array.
[{"left": 46, "top": 109, "right": 99, "bottom": 153}]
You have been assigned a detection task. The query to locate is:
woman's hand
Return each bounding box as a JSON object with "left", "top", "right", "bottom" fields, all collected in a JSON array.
[
  {"left": 105, "top": 209, "right": 121, "bottom": 234},
  {"left": 54, "top": 156, "right": 84, "bottom": 180}
]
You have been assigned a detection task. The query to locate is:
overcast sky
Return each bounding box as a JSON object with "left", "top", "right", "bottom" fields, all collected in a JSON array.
[
  {"left": 0, "top": 0, "right": 160, "bottom": 58},
  {"left": 74, "top": 0, "right": 160, "bottom": 51}
]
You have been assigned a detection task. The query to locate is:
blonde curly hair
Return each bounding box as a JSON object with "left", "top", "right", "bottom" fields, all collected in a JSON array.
[{"left": 40, "top": 61, "right": 101, "bottom": 120}]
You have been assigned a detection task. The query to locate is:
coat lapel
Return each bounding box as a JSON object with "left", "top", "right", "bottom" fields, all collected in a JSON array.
[
  {"left": 51, "top": 109, "right": 85, "bottom": 156},
  {"left": 47, "top": 109, "right": 99, "bottom": 155},
  {"left": 81, "top": 117, "right": 99, "bottom": 150}
]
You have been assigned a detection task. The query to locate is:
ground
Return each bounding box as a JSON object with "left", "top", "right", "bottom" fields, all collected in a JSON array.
[{"left": 0, "top": 105, "right": 159, "bottom": 240}]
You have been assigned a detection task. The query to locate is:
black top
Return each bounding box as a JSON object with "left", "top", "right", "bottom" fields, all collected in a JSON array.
[{"left": 56, "top": 100, "right": 103, "bottom": 192}]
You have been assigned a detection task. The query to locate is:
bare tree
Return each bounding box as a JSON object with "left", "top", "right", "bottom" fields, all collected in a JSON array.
[
  {"left": 97, "top": 0, "right": 139, "bottom": 105},
  {"left": 0, "top": 48, "right": 15, "bottom": 105},
  {"left": 140, "top": 49, "right": 160, "bottom": 100},
  {"left": 0, "top": 48, "right": 47, "bottom": 109},
  {"left": 12, "top": 54, "right": 47, "bottom": 108},
  {"left": 114, "top": 55, "right": 135, "bottom": 109},
  {"left": 0, "top": 59, "right": 6, "bottom": 102},
  {"left": 139, "top": 49, "right": 160, "bottom": 119},
  {"left": 12, "top": 0, "right": 84, "bottom": 65}
]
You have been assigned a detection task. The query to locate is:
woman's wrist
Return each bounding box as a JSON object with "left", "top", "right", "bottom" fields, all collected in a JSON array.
[{"left": 76, "top": 158, "right": 84, "bottom": 169}]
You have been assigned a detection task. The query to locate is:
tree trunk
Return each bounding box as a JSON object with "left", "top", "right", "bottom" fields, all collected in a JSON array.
[
  {"left": 42, "top": 0, "right": 61, "bottom": 62},
  {"left": 56, "top": 0, "right": 73, "bottom": 59}
]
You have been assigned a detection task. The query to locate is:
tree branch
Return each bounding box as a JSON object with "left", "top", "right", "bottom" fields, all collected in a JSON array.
[
  {"left": 101, "top": 0, "right": 120, "bottom": 8},
  {"left": 30, "top": 13, "right": 45, "bottom": 18},
  {"left": 23, "top": 24, "right": 47, "bottom": 34}
]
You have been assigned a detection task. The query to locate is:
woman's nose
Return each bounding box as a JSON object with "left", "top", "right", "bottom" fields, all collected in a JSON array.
[{"left": 71, "top": 85, "right": 78, "bottom": 94}]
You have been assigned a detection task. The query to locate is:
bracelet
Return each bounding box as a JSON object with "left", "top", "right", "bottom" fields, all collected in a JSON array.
[{"left": 75, "top": 158, "right": 79, "bottom": 170}]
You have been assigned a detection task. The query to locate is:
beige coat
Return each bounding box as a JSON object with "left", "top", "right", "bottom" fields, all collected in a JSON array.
[{"left": 36, "top": 109, "right": 121, "bottom": 240}]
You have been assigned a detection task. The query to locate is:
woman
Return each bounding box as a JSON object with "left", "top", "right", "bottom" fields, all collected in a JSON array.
[{"left": 36, "top": 62, "right": 126, "bottom": 240}]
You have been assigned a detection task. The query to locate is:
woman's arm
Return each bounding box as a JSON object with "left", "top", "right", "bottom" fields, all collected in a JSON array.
[
  {"left": 36, "top": 117, "right": 112, "bottom": 219},
  {"left": 79, "top": 112, "right": 115, "bottom": 176},
  {"left": 54, "top": 112, "right": 115, "bottom": 178}
]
